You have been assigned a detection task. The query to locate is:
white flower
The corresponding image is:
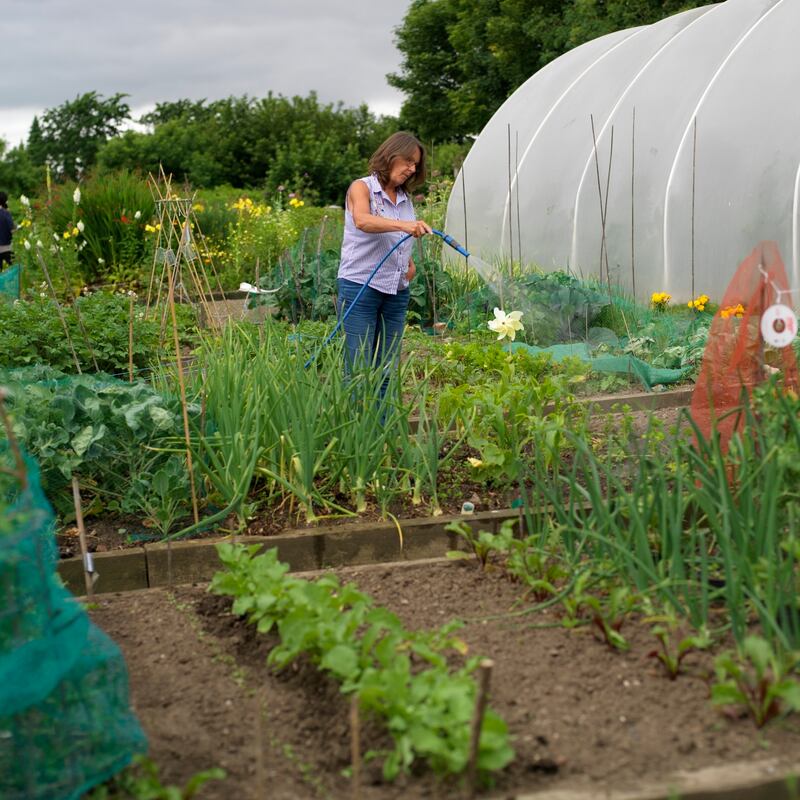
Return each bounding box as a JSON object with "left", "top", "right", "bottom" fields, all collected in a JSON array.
[
  {"left": 487, "top": 308, "right": 525, "bottom": 341},
  {"left": 49, "top": 244, "right": 57, "bottom": 253},
  {"left": 53, "top": 233, "right": 60, "bottom": 242},
  {"left": 97, "top": 257, "right": 105, "bottom": 264},
  {"left": 76, "top": 220, "right": 85, "bottom": 233},
  {"left": 36, "top": 240, "right": 43, "bottom": 249},
  {"left": 20, "top": 194, "right": 30, "bottom": 207},
  {"left": 73, "top": 187, "right": 81, "bottom": 204},
  {"left": 134, "top": 210, "right": 142, "bottom": 220},
  {"left": 23, "top": 239, "right": 31, "bottom": 250}
]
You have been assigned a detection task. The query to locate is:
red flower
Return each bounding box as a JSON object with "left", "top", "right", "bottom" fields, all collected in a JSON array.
[{"left": 119, "top": 215, "right": 130, "bottom": 224}]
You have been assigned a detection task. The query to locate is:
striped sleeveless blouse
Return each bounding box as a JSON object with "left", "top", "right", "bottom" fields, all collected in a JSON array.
[{"left": 337, "top": 173, "right": 416, "bottom": 294}]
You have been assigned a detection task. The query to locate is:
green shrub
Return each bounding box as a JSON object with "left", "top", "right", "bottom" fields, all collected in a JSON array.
[{"left": 47, "top": 170, "right": 155, "bottom": 282}]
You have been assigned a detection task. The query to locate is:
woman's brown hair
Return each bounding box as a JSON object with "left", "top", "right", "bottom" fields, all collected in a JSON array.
[{"left": 368, "top": 131, "right": 427, "bottom": 192}]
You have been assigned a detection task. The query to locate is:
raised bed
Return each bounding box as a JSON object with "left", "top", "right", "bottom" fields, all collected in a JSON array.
[
  {"left": 58, "top": 386, "right": 693, "bottom": 597},
  {"left": 89, "top": 558, "right": 800, "bottom": 800}
]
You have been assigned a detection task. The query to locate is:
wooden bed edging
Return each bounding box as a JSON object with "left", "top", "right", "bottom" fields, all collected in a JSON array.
[
  {"left": 57, "top": 507, "right": 523, "bottom": 596},
  {"left": 516, "top": 758, "right": 800, "bottom": 800}
]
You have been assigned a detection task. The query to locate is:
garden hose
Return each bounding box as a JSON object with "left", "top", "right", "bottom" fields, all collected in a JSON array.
[{"left": 303, "top": 228, "right": 470, "bottom": 368}]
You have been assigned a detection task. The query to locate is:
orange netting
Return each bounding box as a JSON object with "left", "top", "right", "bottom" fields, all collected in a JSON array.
[{"left": 690, "top": 241, "right": 799, "bottom": 451}]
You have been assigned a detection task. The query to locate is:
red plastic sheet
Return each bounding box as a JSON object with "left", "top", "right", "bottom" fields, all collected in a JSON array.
[{"left": 690, "top": 241, "right": 799, "bottom": 451}]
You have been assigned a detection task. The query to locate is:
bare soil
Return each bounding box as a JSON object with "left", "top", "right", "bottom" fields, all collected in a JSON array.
[{"left": 90, "top": 559, "right": 800, "bottom": 800}]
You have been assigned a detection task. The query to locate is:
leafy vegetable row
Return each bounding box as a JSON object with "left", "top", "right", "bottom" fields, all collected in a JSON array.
[{"left": 210, "top": 543, "right": 514, "bottom": 780}]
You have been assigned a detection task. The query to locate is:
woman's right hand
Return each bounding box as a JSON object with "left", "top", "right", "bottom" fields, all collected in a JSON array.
[{"left": 404, "top": 219, "right": 433, "bottom": 238}]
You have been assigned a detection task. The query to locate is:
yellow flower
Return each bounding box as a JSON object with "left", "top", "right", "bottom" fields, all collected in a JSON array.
[
  {"left": 72, "top": 226, "right": 79, "bottom": 237},
  {"left": 651, "top": 291, "right": 671, "bottom": 309},
  {"left": 720, "top": 303, "right": 745, "bottom": 320},
  {"left": 62, "top": 231, "right": 71, "bottom": 239},
  {"left": 467, "top": 457, "right": 484, "bottom": 468},
  {"left": 688, "top": 293, "right": 710, "bottom": 312},
  {"left": 192, "top": 203, "right": 205, "bottom": 212}
]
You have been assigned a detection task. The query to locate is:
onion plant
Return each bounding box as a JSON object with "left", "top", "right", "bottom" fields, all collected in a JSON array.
[
  {"left": 184, "top": 324, "right": 265, "bottom": 531},
  {"left": 520, "top": 379, "right": 800, "bottom": 657}
]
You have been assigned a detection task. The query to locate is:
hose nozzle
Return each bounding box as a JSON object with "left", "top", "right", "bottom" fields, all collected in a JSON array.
[{"left": 432, "top": 228, "right": 470, "bottom": 258}]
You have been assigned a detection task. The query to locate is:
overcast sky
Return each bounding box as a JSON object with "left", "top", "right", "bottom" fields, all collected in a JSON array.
[{"left": 1, "top": 0, "right": 412, "bottom": 147}]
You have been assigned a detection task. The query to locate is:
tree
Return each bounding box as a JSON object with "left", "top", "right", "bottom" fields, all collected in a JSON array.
[
  {"left": 97, "top": 92, "right": 399, "bottom": 204},
  {"left": 37, "top": 91, "right": 131, "bottom": 179},
  {"left": 26, "top": 116, "right": 47, "bottom": 167},
  {"left": 0, "top": 139, "right": 44, "bottom": 196},
  {"left": 390, "top": 0, "right": 709, "bottom": 141}
]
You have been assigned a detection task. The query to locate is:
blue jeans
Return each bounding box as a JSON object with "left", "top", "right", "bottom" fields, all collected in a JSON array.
[{"left": 337, "top": 278, "right": 409, "bottom": 398}]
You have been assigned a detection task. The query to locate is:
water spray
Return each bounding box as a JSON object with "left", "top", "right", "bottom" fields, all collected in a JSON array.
[{"left": 303, "top": 229, "right": 471, "bottom": 368}]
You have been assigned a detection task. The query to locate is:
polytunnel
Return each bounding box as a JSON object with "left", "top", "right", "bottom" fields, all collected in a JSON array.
[{"left": 444, "top": 0, "right": 800, "bottom": 302}]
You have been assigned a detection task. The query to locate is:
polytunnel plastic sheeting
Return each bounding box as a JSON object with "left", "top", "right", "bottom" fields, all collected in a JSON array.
[
  {"left": 447, "top": 25, "right": 640, "bottom": 260},
  {"left": 445, "top": 0, "right": 800, "bottom": 303},
  {"left": 663, "top": 0, "right": 800, "bottom": 297},
  {"left": 573, "top": 0, "right": 781, "bottom": 293},
  {"left": 445, "top": 4, "right": 709, "bottom": 275}
]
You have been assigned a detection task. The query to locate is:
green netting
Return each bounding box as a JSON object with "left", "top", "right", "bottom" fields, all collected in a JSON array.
[
  {"left": 0, "top": 264, "right": 21, "bottom": 299},
  {"left": 506, "top": 341, "right": 687, "bottom": 390},
  {"left": 0, "top": 445, "right": 147, "bottom": 800}
]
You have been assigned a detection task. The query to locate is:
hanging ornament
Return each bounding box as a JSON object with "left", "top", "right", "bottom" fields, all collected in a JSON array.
[{"left": 760, "top": 303, "right": 798, "bottom": 348}]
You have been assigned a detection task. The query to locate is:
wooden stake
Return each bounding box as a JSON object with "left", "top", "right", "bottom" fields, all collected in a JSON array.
[
  {"left": 467, "top": 658, "right": 494, "bottom": 798},
  {"left": 350, "top": 693, "right": 362, "bottom": 800},
  {"left": 71, "top": 476, "right": 95, "bottom": 598},
  {"left": 128, "top": 294, "right": 135, "bottom": 382},
  {"left": 167, "top": 261, "right": 200, "bottom": 525}
]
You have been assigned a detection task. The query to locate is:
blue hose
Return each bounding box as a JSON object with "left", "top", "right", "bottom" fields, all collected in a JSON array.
[{"left": 303, "top": 228, "right": 469, "bottom": 368}]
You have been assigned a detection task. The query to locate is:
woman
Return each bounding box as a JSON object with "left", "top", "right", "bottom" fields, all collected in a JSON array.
[
  {"left": 337, "top": 132, "right": 432, "bottom": 395},
  {"left": 0, "top": 192, "right": 15, "bottom": 271}
]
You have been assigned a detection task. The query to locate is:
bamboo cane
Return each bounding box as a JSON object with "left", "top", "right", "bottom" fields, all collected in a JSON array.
[
  {"left": 36, "top": 252, "right": 82, "bottom": 374},
  {"left": 128, "top": 294, "right": 135, "bottom": 382},
  {"left": 167, "top": 260, "right": 200, "bottom": 525},
  {"left": 55, "top": 251, "right": 99, "bottom": 372},
  {"left": 71, "top": 476, "right": 95, "bottom": 598}
]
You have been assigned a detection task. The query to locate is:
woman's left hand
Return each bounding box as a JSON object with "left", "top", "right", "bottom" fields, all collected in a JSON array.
[{"left": 406, "top": 259, "right": 416, "bottom": 282}]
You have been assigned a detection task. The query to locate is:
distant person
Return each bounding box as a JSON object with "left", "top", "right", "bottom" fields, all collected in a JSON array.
[
  {"left": 337, "top": 131, "right": 432, "bottom": 396},
  {"left": 0, "top": 191, "right": 15, "bottom": 271}
]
